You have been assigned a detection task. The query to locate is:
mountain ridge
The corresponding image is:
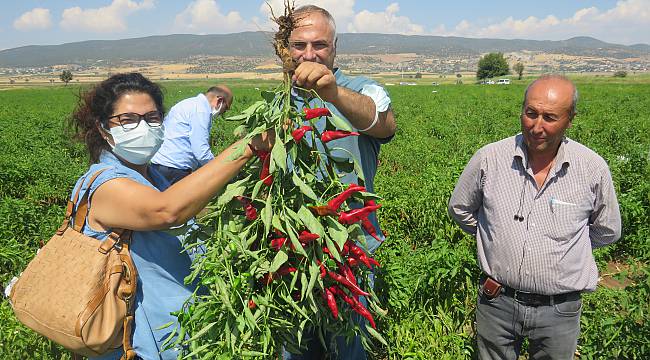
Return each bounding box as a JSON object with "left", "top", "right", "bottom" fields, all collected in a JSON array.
[{"left": 1, "top": 32, "right": 647, "bottom": 68}]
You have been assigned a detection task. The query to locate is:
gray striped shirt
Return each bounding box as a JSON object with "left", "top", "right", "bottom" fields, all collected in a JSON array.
[{"left": 448, "top": 134, "right": 621, "bottom": 295}]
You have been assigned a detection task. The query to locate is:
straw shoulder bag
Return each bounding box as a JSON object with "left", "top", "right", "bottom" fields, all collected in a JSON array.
[{"left": 9, "top": 169, "right": 138, "bottom": 359}]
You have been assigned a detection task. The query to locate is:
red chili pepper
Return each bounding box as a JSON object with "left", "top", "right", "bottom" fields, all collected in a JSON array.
[
  {"left": 327, "top": 183, "right": 366, "bottom": 212},
  {"left": 327, "top": 271, "right": 369, "bottom": 297},
  {"left": 338, "top": 204, "right": 382, "bottom": 225},
  {"left": 292, "top": 125, "right": 313, "bottom": 142},
  {"left": 316, "top": 260, "right": 327, "bottom": 279},
  {"left": 353, "top": 302, "right": 376, "bottom": 329},
  {"left": 270, "top": 237, "right": 287, "bottom": 251},
  {"left": 321, "top": 130, "right": 360, "bottom": 143},
  {"left": 260, "top": 154, "right": 272, "bottom": 186},
  {"left": 236, "top": 196, "right": 258, "bottom": 220},
  {"left": 322, "top": 246, "right": 332, "bottom": 258},
  {"left": 342, "top": 241, "right": 351, "bottom": 256},
  {"left": 304, "top": 107, "right": 331, "bottom": 120},
  {"left": 330, "top": 286, "right": 376, "bottom": 328},
  {"left": 245, "top": 204, "right": 258, "bottom": 220},
  {"left": 253, "top": 150, "right": 273, "bottom": 186},
  {"left": 248, "top": 299, "right": 256, "bottom": 309},
  {"left": 346, "top": 257, "right": 359, "bottom": 267},
  {"left": 276, "top": 266, "right": 298, "bottom": 277},
  {"left": 339, "top": 263, "right": 357, "bottom": 285},
  {"left": 298, "top": 230, "right": 320, "bottom": 245},
  {"left": 368, "top": 257, "right": 380, "bottom": 268},
  {"left": 361, "top": 217, "right": 381, "bottom": 241},
  {"left": 348, "top": 243, "right": 373, "bottom": 269},
  {"left": 323, "top": 287, "right": 339, "bottom": 319}
]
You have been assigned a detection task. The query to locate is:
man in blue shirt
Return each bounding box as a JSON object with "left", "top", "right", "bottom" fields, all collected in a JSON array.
[
  {"left": 284, "top": 5, "right": 397, "bottom": 360},
  {"left": 151, "top": 86, "right": 233, "bottom": 184}
]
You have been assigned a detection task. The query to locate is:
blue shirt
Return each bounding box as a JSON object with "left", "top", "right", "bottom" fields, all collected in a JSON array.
[
  {"left": 72, "top": 151, "right": 199, "bottom": 360},
  {"left": 151, "top": 93, "right": 214, "bottom": 171},
  {"left": 293, "top": 69, "right": 393, "bottom": 253}
]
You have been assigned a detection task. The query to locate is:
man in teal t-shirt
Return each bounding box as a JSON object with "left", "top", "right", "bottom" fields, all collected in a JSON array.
[{"left": 284, "top": 5, "right": 397, "bottom": 360}]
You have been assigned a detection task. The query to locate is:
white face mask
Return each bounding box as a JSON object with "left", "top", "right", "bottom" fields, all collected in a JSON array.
[
  {"left": 107, "top": 123, "right": 164, "bottom": 165},
  {"left": 211, "top": 102, "right": 223, "bottom": 117}
]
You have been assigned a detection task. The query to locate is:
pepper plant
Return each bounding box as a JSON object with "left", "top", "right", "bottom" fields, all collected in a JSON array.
[{"left": 167, "top": 3, "right": 386, "bottom": 358}]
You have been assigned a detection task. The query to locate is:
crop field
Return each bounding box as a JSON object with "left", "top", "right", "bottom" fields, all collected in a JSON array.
[{"left": 0, "top": 79, "right": 648, "bottom": 359}]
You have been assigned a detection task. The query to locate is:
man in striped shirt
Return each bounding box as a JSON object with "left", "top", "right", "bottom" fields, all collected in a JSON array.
[{"left": 449, "top": 75, "right": 621, "bottom": 360}]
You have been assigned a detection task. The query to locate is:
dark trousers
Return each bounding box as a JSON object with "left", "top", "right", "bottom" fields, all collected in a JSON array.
[
  {"left": 150, "top": 163, "right": 191, "bottom": 185},
  {"left": 476, "top": 283, "right": 582, "bottom": 360}
]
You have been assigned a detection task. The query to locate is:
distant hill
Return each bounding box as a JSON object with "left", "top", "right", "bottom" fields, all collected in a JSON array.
[{"left": 0, "top": 32, "right": 647, "bottom": 68}]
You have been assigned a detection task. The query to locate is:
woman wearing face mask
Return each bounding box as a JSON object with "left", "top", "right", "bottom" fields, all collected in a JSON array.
[{"left": 68, "top": 73, "right": 272, "bottom": 360}]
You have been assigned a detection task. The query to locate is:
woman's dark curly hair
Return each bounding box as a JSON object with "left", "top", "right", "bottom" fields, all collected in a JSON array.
[{"left": 70, "top": 73, "right": 165, "bottom": 163}]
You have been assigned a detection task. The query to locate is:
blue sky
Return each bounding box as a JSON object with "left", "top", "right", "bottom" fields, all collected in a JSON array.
[{"left": 1, "top": 0, "right": 648, "bottom": 50}]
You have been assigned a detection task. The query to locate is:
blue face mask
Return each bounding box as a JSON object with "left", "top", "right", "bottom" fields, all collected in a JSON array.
[{"left": 107, "top": 123, "right": 164, "bottom": 165}]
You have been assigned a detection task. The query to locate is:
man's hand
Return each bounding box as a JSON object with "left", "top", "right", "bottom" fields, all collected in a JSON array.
[{"left": 292, "top": 62, "right": 339, "bottom": 103}]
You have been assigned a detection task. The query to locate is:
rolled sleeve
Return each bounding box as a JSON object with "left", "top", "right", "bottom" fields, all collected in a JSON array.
[
  {"left": 360, "top": 84, "right": 391, "bottom": 113},
  {"left": 589, "top": 167, "right": 622, "bottom": 248},
  {"left": 189, "top": 111, "right": 214, "bottom": 166},
  {"left": 448, "top": 150, "right": 485, "bottom": 235}
]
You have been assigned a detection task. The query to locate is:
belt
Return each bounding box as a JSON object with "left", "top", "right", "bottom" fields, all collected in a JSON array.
[
  {"left": 482, "top": 277, "right": 580, "bottom": 307},
  {"left": 501, "top": 286, "right": 580, "bottom": 306}
]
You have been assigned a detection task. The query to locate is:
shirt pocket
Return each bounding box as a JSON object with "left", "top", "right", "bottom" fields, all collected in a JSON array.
[{"left": 547, "top": 200, "right": 582, "bottom": 241}]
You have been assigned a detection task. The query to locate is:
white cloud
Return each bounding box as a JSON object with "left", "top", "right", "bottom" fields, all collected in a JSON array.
[
  {"left": 174, "top": 0, "right": 257, "bottom": 33},
  {"left": 13, "top": 8, "right": 52, "bottom": 31},
  {"left": 60, "top": 0, "right": 154, "bottom": 33},
  {"left": 347, "top": 3, "right": 424, "bottom": 35},
  {"left": 260, "top": 0, "right": 356, "bottom": 32},
  {"left": 440, "top": 0, "right": 650, "bottom": 44}
]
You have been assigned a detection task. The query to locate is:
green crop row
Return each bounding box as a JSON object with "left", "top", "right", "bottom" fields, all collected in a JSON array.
[{"left": 0, "top": 80, "right": 648, "bottom": 359}]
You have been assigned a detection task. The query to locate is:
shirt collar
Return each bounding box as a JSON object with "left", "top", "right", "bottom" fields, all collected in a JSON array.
[
  {"left": 513, "top": 133, "right": 572, "bottom": 171},
  {"left": 198, "top": 93, "right": 211, "bottom": 112}
]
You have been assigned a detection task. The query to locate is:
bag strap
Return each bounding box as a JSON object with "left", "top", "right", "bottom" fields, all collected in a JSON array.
[
  {"left": 118, "top": 231, "right": 137, "bottom": 360},
  {"left": 72, "top": 169, "right": 110, "bottom": 232},
  {"left": 56, "top": 169, "right": 109, "bottom": 235}
]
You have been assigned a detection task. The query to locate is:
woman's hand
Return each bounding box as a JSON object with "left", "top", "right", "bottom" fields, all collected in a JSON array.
[{"left": 247, "top": 129, "right": 276, "bottom": 156}]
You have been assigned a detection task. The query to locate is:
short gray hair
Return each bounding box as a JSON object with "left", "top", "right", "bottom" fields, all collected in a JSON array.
[
  {"left": 294, "top": 5, "right": 337, "bottom": 41},
  {"left": 523, "top": 74, "right": 579, "bottom": 119}
]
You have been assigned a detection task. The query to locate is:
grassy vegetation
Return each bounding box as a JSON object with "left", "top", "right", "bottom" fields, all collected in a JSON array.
[{"left": 0, "top": 78, "right": 648, "bottom": 359}]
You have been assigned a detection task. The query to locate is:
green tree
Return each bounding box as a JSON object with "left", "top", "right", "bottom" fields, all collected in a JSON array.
[
  {"left": 477, "top": 53, "right": 509, "bottom": 80},
  {"left": 513, "top": 62, "right": 524, "bottom": 80},
  {"left": 60, "top": 70, "right": 73, "bottom": 85}
]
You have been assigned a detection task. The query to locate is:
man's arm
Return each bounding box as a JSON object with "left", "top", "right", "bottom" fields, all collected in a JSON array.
[
  {"left": 293, "top": 62, "right": 396, "bottom": 139},
  {"left": 589, "top": 167, "right": 622, "bottom": 248},
  {"left": 448, "top": 150, "right": 485, "bottom": 235},
  {"left": 189, "top": 111, "right": 215, "bottom": 167}
]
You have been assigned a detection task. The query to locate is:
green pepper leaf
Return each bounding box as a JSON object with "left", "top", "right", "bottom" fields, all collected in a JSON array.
[
  {"left": 292, "top": 172, "right": 319, "bottom": 201},
  {"left": 269, "top": 250, "right": 288, "bottom": 273},
  {"left": 216, "top": 177, "right": 249, "bottom": 206},
  {"left": 297, "top": 206, "right": 325, "bottom": 236},
  {"left": 271, "top": 137, "right": 288, "bottom": 172},
  {"left": 325, "top": 217, "right": 348, "bottom": 250},
  {"left": 261, "top": 193, "right": 273, "bottom": 236}
]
